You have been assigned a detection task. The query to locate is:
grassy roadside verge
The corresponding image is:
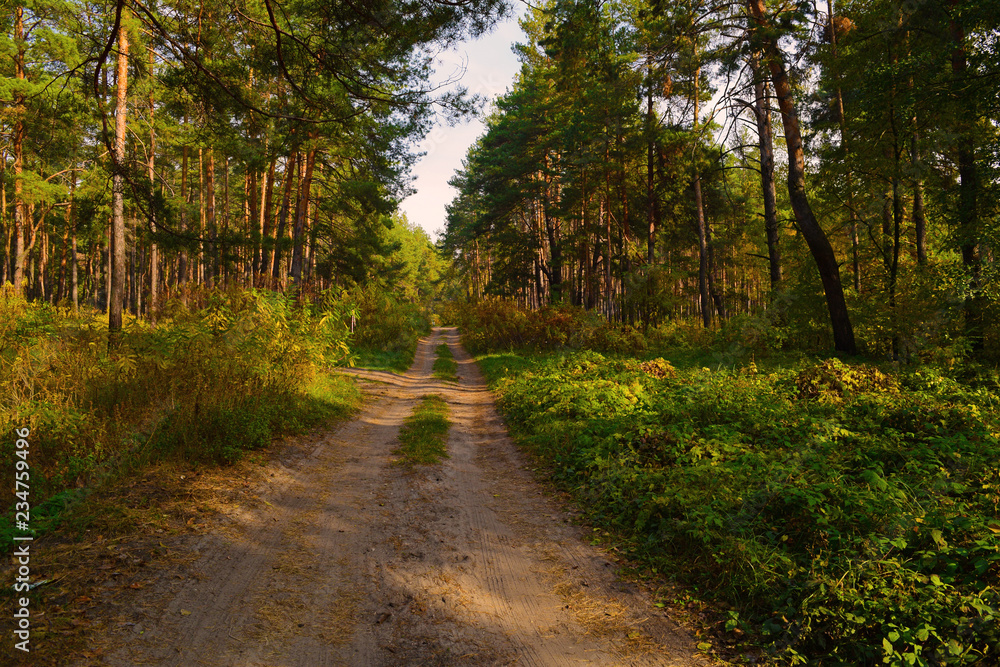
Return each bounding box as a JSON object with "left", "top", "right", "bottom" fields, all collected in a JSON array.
[
  {"left": 477, "top": 349, "right": 1000, "bottom": 665},
  {"left": 395, "top": 395, "right": 450, "bottom": 466},
  {"left": 0, "top": 287, "right": 365, "bottom": 549},
  {"left": 351, "top": 348, "right": 415, "bottom": 373},
  {"left": 0, "top": 287, "right": 371, "bottom": 664}
]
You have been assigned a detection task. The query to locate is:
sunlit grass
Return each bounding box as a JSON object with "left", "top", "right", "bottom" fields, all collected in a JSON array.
[
  {"left": 394, "top": 395, "right": 450, "bottom": 466},
  {"left": 350, "top": 347, "right": 414, "bottom": 373},
  {"left": 432, "top": 344, "right": 459, "bottom": 382}
]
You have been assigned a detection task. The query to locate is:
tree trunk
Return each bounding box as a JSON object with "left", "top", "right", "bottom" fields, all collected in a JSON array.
[
  {"left": 271, "top": 149, "right": 298, "bottom": 282},
  {"left": 198, "top": 147, "right": 206, "bottom": 285},
  {"left": 646, "top": 57, "right": 655, "bottom": 267},
  {"left": 950, "top": 2, "right": 982, "bottom": 350},
  {"left": 911, "top": 131, "right": 927, "bottom": 265},
  {"left": 38, "top": 226, "right": 48, "bottom": 302},
  {"left": 57, "top": 172, "right": 74, "bottom": 303},
  {"left": 179, "top": 141, "right": 189, "bottom": 286},
  {"left": 749, "top": 0, "right": 857, "bottom": 353},
  {"left": 751, "top": 52, "right": 781, "bottom": 288},
  {"left": 206, "top": 149, "right": 216, "bottom": 286},
  {"left": 290, "top": 145, "right": 317, "bottom": 285},
  {"left": 692, "top": 61, "right": 713, "bottom": 327},
  {"left": 148, "top": 46, "right": 158, "bottom": 320},
  {"left": 109, "top": 6, "right": 129, "bottom": 344},
  {"left": 129, "top": 217, "right": 137, "bottom": 314},
  {"left": 12, "top": 5, "right": 26, "bottom": 292},
  {"left": 105, "top": 228, "right": 111, "bottom": 313},
  {"left": 257, "top": 156, "right": 276, "bottom": 281},
  {"left": 248, "top": 169, "right": 259, "bottom": 280},
  {"left": 2, "top": 184, "right": 8, "bottom": 285},
  {"left": 222, "top": 155, "right": 229, "bottom": 284},
  {"left": 71, "top": 224, "right": 78, "bottom": 312},
  {"left": 827, "top": 0, "right": 861, "bottom": 293}
]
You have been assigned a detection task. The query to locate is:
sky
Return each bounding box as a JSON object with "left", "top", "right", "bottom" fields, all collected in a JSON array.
[{"left": 398, "top": 4, "right": 529, "bottom": 240}]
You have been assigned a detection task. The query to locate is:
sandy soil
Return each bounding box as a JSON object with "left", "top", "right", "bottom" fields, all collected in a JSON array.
[{"left": 86, "top": 328, "right": 711, "bottom": 666}]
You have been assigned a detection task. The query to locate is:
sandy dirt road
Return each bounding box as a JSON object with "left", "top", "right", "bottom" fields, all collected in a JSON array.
[{"left": 92, "top": 328, "right": 709, "bottom": 666}]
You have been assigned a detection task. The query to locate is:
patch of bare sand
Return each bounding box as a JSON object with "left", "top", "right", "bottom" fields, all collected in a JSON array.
[{"left": 76, "top": 329, "right": 711, "bottom": 666}]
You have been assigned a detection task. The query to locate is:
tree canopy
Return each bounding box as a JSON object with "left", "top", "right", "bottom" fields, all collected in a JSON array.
[{"left": 441, "top": 0, "right": 1000, "bottom": 358}]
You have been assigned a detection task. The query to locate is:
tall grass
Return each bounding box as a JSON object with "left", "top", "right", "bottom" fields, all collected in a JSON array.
[{"left": 0, "top": 285, "right": 361, "bottom": 547}]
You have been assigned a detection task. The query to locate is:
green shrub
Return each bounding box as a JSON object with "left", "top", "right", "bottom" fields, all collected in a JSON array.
[
  {"left": 454, "top": 297, "right": 650, "bottom": 356},
  {"left": 345, "top": 284, "right": 429, "bottom": 354},
  {"left": 486, "top": 350, "right": 1000, "bottom": 664},
  {"left": 0, "top": 287, "right": 361, "bottom": 547}
]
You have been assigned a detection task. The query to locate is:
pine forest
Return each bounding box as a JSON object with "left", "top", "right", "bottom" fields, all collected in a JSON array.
[{"left": 1, "top": 0, "right": 999, "bottom": 664}]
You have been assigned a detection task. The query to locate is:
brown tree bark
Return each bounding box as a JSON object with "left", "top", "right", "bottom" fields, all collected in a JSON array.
[
  {"left": 109, "top": 6, "right": 129, "bottom": 344},
  {"left": 12, "top": 5, "right": 27, "bottom": 291},
  {"left": 750, "top": 52, "right": 781, "bottom": 288},
  {"left": 198, "top": 147, "right": 206, "bottom": 285},
  {"left": 827, "top": 0, "right": 861, "bottom": 292},
  {"left": 257, "top": 156, "right": 276, "bottom": 281},
  {"left": 646, "top": 57, "right": 656, "bottom": 268},
  {"left": 57, "top": 173, "right": 73, "bottom": 303},
  {"left": 911, "top": 131, "right": 927, "bottom": 265},
  {"left": 749, "top": 0, "right": 857, "bottom": 353},
  {"left": 691, "top": 61, "right": 719, "bottom": 327},
  {"left": 290, "top": 145, "right": 317, "bottom": 286},
  {"left": 206, "top": 149, "right": 216, "bottom": 285},
  {"left": 950, "top": 1, "right": 982, "bottom": 350},
  {"left": 179, "top": 142, "right": 189, "bottom": 286},
  {"left": 148, "top": 46, "right": 159, "bottom": 320},
  {"left": 271, "top": 149, "right": 298, "bottom": 282}
]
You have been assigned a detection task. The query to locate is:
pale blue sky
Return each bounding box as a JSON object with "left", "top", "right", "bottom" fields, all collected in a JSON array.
[{"left": 399, "top": 4, "right": 528, "bottom": 239}]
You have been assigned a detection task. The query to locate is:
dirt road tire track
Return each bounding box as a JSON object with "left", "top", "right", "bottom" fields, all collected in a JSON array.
[{"left": 91, "top": 328, "right": 709, "bottom": 666}]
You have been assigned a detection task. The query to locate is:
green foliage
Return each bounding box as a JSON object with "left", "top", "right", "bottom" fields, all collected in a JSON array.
[
  {"left": 0, "top": 287, "right": 362, "bottom": 547},
  {"left": 432, "top": 344, "right": 459, "bottom": 382},
  {"left": 350, "top": 349, "right": 414, "bottom": 374},
  {"left": 395, "top": 395, "right": 450, "bottom": 466},
  {"left": 483, "top": 349, "right": 1000, "bottom": 664},
  {"left": 454, "top": 298, "right": 650, "bottom": 356},
  {"left": 345, "top": 284, "right": 430, "bottom": 356},
  {"left": 794, "top": 358, "right": 897, "bottom": 402}
]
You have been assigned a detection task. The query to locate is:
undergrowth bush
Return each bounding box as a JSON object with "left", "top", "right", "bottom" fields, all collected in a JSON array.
[
  {"left": 455, "top": 297, "right": 651, "bottom": 355},
  {"left": 0, "top": 285, "right": 361, "bottom": 546},
  {"left": 346, "top": 284, "right": 430, "bottom": 353},
  {"left": 481, "top": 349, "right": 1000, "bottom": 664}
]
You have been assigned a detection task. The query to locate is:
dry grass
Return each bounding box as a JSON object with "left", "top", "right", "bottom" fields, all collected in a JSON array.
[{"left": 548, "top": 568, "right": 665, "bottom": 660}]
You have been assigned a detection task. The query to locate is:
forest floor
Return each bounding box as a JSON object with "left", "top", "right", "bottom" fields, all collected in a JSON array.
[{"left": 51, "top": 328, "right": 713, "bottom": 666}]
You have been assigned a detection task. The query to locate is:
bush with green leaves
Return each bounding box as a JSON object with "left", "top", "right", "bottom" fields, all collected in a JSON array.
[
  {"left": 454, "top": 298, "right": 650, "bottom": 356},
  {"left": 481, "top": 350, "right": 1000, "bottom": 664},
  {"left": 1, "top": 286, "right": 360, "bottom": 546},
  {"left": 343, "top": 285, "right": 429, "bottom": 352}
]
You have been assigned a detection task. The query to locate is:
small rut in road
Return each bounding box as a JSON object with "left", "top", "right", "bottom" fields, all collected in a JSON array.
[{"left": 93, "top": 328, "right": 710, "bottom": 666}]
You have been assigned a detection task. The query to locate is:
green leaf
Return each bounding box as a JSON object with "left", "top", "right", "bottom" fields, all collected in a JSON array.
[{"left": 930, "top": 529, "right": 948, "bottom": 549}]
